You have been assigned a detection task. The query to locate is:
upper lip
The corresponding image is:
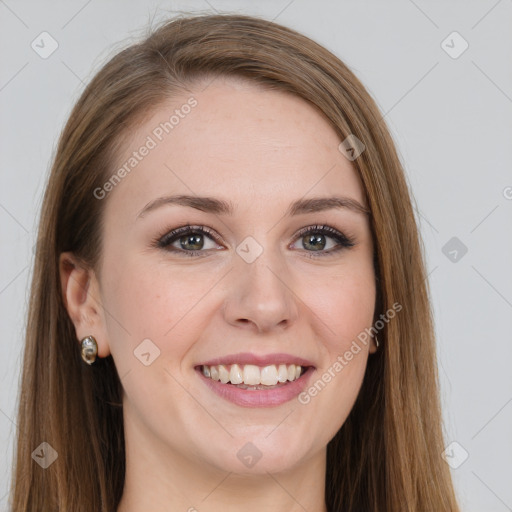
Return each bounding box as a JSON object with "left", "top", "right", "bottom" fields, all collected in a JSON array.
[{"left": 197, "top": 352, "right": 315, "bottom": 368}]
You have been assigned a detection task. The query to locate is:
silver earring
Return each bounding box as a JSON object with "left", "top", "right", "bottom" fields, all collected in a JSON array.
[
  {"left": 80, "top": 335, "right": 98, "bottom": 365},
  {"left": 374, "top": 335, "right": 380, "bottom": 349}
]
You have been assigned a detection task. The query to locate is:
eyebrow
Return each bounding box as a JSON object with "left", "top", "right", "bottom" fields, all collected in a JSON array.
[{"left": 136, "top": 194, "right": 370, "bottom": 219}]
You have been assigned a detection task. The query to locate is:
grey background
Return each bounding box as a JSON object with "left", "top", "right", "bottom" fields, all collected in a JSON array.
[{"left": 1, "top": 1, "right": 511, "bottom": 510}]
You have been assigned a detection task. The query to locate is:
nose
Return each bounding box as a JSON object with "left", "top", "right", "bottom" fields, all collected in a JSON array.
[{"left": 223, "top": 249, "right": 299, "bottom": 334}]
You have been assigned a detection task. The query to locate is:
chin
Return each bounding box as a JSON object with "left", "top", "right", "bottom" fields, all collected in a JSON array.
[{"left": 195, "top": 431, "right": 316, "bottom": 476}]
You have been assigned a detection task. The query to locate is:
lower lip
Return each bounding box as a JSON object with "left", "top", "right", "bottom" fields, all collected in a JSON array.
[{"left": 196, "top": 367, "right": 315, "bottom": 408}]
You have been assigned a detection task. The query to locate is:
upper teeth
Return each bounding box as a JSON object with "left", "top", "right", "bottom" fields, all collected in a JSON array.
[{"left": 202, "top": 364, "right": 304, "bottom": 386}]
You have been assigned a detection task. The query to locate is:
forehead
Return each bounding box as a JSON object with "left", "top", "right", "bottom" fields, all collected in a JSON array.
[{"left": 104, "top": 77, "right": 367, "bottom": 220}]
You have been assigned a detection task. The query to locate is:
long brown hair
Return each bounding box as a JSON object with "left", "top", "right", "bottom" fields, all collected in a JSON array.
[{"left": 10, "top": 13, "right": 460, "bottom": 511}]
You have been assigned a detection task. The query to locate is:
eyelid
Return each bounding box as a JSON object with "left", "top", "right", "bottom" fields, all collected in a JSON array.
[
  {"left": 288, "top": 224, "right": 356, "bottom": 257},
  {"left": 153, "top": 223, "right": 356, "bottom": 257},
  {"left": 292, "top": 224, "right": 355, "bottom": 246},
  {"left": 154, "top": 224, "right": 222, "bottom": 250}
]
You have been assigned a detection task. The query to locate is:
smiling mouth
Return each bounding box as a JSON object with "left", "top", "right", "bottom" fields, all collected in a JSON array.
[{"left": 197, "top": 363, "right": 310, "bottom": 389}]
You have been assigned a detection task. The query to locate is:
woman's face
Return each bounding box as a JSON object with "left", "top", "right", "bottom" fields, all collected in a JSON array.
[{"left": 88, "top": 78, "right": 376, "bottom": 475}]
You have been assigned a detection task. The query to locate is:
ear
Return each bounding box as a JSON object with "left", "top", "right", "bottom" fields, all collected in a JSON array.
[{"left": 59, "top": 252, "right": 111, "bottom": 358}]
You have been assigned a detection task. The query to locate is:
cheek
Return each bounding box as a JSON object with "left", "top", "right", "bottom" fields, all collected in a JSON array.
[
  {"left": 101, "top": 246, "right": 376, "bottom": 368},
  {"left": 99, "top": 251, "right": 230, "bottom": 374},
  {"left": 284, "top": 266, "right": 376, "bottom": 457},
  {"left": 306, "top": 264, "right": 376, "bottom": 351}
]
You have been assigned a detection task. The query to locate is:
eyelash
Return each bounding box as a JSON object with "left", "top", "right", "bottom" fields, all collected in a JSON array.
[{"left": 152, "top": 224, "right": 356, "bottom": 258}]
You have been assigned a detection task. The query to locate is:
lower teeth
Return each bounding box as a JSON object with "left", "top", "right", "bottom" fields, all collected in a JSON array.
[{"left": 230, "top": 382, "right": 288, "bottom": 390}]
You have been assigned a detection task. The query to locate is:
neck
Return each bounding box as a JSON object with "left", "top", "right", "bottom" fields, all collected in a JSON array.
[{"left": 117, "top": 410, "right": 328, "bottom": 512}]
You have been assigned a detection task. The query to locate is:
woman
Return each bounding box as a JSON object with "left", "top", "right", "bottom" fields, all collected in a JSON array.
[{"left": 10, "top": 13, "right": 460, "bottom": 512}]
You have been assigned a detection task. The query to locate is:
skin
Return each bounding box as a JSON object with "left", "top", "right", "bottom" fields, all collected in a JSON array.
[{"left": 60, "top": 77, "right": 377, "bottom": 512}]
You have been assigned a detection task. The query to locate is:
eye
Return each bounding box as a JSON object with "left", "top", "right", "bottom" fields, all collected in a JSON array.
[
  {"left": 290, "top": 224, "right": 355, "bottom": 257},
  {"left": 153, "top": 225, "right": 222, "bottom": 257},
  {"left": 153, "top": 223, "right": 356, "bottom": 258}
]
